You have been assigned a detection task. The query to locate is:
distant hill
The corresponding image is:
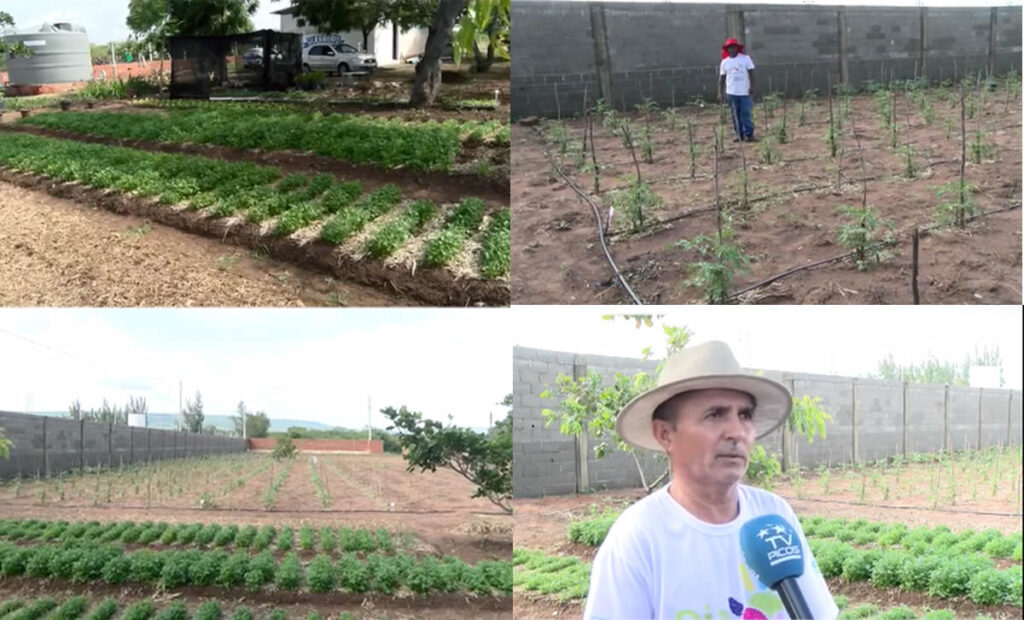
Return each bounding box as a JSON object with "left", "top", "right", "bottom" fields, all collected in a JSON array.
[{"left": 25, "top": 411, "right": 333, "bottom": 433}]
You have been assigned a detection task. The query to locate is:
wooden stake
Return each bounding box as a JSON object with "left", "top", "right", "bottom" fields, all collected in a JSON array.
[
  {"left": 554, "top": 82, "right": 561, "bottom": 120},
  {"left": 912, "top": 228, "right": 920, "bottom": 304},
  {"left": 959, "top": 81, "right": 967, "bottom": 227},
  {"left": 589, "top": 114, "right": 600, "bottom": 194},
  {"left": 714, "top": 125, "right": 722, "bottom": 242}
]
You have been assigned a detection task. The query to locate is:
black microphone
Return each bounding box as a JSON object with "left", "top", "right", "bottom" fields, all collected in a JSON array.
[{"left": 739, "top": 514, "right": 815, "bottom": 619}]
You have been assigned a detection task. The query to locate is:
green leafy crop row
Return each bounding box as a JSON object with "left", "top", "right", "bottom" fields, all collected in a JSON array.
[
  {"left": 513, "top": 548, "right": 590, "bottom": 601},
  {"left": 0, "top": 134, "right": 507, "bottom": 278},
  {"left": 799, "top": 516, "right": 1023, "bottom": 561},
  {"left": 0, "top": 518, "right": 394, "bottom": 556},
  {"left": 0, "top": 594, "right": 335, "bottom": 620},
  {"left": 809, "top": 538, "right": 1022, "bottom": 606},
  {"left": 22, "top": 108, "right": 464, "bottom": 171},
  {"left": 0, "top": 541, "right": 511, "bottom": 597},
  {"left": 567, "top": 509, "right": 621, "bottom": 547}
]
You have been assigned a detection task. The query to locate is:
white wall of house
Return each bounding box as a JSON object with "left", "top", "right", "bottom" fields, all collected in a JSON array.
[{"left": 278, "top": 12, "right": 428, "bottom": 66}]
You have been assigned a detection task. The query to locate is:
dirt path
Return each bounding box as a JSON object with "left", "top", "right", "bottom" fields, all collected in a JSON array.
[{"left": 0, "top": 180, "right": 404, "bottom": 307}]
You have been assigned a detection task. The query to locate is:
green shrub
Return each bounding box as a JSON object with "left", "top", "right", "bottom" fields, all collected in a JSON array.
[
  {"left": 44, "top": 596, "right": 88, "bottom": 620},
  {"left": 244, "top": 551, "right": 276, "bottom": 591},
  {"left": 189, "top": 550, "right": 226, "bottom": 586},
  {"left": 877, "top": 606, "right": 915, "bottom": 620},
  {"left": 216, "top": 551, "right": 250, "bottom": 588},
  {"left": 982, "top": 534, "right": 1018, "bottom": 558},
  {"left": 0, "top": 600, "right": 24, "bottom": 617},
  {"left": 365, "top": 219, "right": 412, "bottom": 259},
  {"left": 213, "top": 524, "right": 238, "bottom": 547},
  {"left": 306, "top": 554, "right": 335, "bottom": 593},
  {"left": 298, "top": 525, "right": 315, "bottom": 551},
  {"left": 122, "top": 601, "right": 156, "bottom": 620},
  {"left": 1012, "top": 540, "right": 1022, "bottom": 561},
  {"left": 268, "top": 612, "right": 286, "bottom": 620},
  {"left": 841, "top": 549, "right": 880, "bottom": 582},
  {"left": 153, "top": 603, "right": 187, "bottom": 620},
  {"left": 252, "top": 525, "right": 276, "bottom": 551},
  {"left": 870, "top": 550, "right": 909, "bottom": 588},
  {"left": 84, "top": 599, "right": 117, "bottom": 620},
  {"left": 274, "top": 552, "right": 303, "bottom": 590},
  {"left": 407, "top": 199, "right": 438, "bottom": 230},
  {"left": 6, "top": 598, "right": 58, "bottom": 620},
  {"left": 229, "top": 608, "right": 252, "bottom": 620},
  {"left": 899, "top": 553, "right": 943, "bottom": 591},
  {"left": 832, "top": 595, "right": 848, "bottom": 610},
  {"left": 968, "top": 568, "right": 1016, "bottom": 605},
  {"left": 321, "top": 181, "right": 363, "bottom": 214},
  {"left": 195, "top": 523, "right": 221, "bottom": 546},
  {"left": 1, "top": 546, "right": 32, "bottom": 576},
  {"left": 276, "top": 527, "right": 294, "bottom": 551},
  {"left": 25, "top": 546, "right": 57, "bottom": 578},
  {"left": 234, "top": 525, "right": 257, "bottom": 548},
  {"left": 193, "top": 602, "right": 221, "bottom": 620},
  {"left": 447, "top": 197, "right": 487, "bottom": 231},
  {"left": 319, "top": 208, "right": 367, "bottom": 244},
  {"left": 815, "top": 540, "right": 852, "bottom": 578},
  {"left": 337, "top": 552, "right": 371, "bottom": 593},
  {"left": 159, "top": 551, "right": 195, "bottom": 588},
  {"left": 367, "top": 553, "right": 400, "bottom": 594},
  {"left": 479, "top": 208, "right": 511, "bottom": 278},
  {"left": 319, "top": 527, "right": 336, "bottom": 554},
  {"left": 919, "top": 610, "right": 954, "bottom": 620},
  {"left": 927, "top": 554, "right": 992, "bottom": 598},
  {"left": 72, "top": 546, "right": 120, "bottom": 582},
  {"left": 100, "top": 554, "right": 131, "bottom": 584},
  {"left": 424, "top": 228, "right": 466, "bottom": 267},
  {"left": 567, "top": 511, "right": 618, "bottom": 547}
]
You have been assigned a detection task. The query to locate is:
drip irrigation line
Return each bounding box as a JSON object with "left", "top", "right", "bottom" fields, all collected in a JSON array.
[
  {"left": 533, "top": 126, "right": 644, "bottom": 305},
  {"left": 728, "top": 202, "right": 1021, "bottom": 299},
  {"left": 784, "top": 495, "right": 1023, "bottom": 518}
]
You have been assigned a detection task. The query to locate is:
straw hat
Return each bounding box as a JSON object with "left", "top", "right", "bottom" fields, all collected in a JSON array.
[{"left": 616, "top": 341, "right": 792, "bottom": 451}]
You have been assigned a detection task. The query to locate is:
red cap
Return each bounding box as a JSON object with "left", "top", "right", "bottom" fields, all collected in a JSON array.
[{"left": 722, "top": 38, "right": 745, "bottom": 59}]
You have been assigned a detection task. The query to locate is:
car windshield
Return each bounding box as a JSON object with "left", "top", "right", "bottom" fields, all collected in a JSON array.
[{"left": 339, "top": 44, "right": 358, "bottom": 53}]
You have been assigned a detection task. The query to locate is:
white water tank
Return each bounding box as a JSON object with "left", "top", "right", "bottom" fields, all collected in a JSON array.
[
  {"left": 1, "top": 22, "right": 91, "bottom": 85},
  {"left": 128, "top": 413, "right": 147, "bottom": 428}
]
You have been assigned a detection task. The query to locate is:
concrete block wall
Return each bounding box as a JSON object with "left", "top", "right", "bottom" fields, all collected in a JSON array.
[
  {"left": 511, "top": 2, "right": 1023, "bottom": 119},
  {"left": 514, "top": 348, "right": 1023, "bottom": 498},
  {"left": 0, "top": 411, "right": 246, "bottom": 480}
]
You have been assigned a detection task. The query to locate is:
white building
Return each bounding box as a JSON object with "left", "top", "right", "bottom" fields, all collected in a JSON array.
[{"left": 272, "top": 5, "right": 428, "bottom": 67}]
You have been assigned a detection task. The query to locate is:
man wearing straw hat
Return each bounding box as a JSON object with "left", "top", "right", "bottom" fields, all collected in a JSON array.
[
  {"left": 719, "top": 38, "right": 758, "bottom": 142},
  {"left": 583, "top": 341, "right": 839, "bottom": 620}
]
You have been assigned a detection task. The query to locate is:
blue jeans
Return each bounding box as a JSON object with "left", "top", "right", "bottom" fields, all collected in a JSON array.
[{"left": 726, "top": 94, "right": 754, "bottom": 140}]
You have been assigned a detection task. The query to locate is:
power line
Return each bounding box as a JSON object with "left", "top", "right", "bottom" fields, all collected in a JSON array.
[{"left": 0, "top": 327, "right": 84, "bottom": 362}]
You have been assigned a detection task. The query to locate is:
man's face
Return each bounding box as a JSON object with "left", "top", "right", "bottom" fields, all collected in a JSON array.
[
  {"left": 726, "top": 45, "right": 739, "bottom": 58},
  {"left": 652, "top": 388, "right": 756, "bottom": 487}
]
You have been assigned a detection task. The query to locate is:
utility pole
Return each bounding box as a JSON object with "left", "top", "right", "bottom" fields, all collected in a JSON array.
[
  {"left": 367, "top": 396, "right": 372, "bottom": 448},
  {"left": 178, "top": 381, "right": 183, "bottom": 431},
  {"left": 110, "top": 41, "right": 118, "bottom": 79}
]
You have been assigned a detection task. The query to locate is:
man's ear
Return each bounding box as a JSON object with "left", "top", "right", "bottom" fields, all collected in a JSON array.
[{"left": 652, "top": 419, "right": 676, "bottom": 453}]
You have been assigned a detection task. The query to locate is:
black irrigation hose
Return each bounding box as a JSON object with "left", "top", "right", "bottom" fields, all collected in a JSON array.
[
  {"left": 785, "top": 495, "right": 1023, "bottom": 518},
  {"left": 533, "top": 127, "right": 644, "bottom": 305},
  {"left": 728, "top": 202, "right": 1022, "bottom": 299}
]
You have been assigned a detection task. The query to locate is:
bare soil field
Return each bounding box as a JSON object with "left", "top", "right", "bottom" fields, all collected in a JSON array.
[
  {"left": 0, "top": 181, "right": 403, "bottom": 307},
  {"left": 512, "top": 87, "right": 1021, "bottom": 305}
]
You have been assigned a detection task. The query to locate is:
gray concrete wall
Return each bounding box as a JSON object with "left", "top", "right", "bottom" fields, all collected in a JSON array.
[
  {"left": 0, "top": 411, "right": 246, "bottom": 480},
  {"left": 511, "top": 2, "right": 1023, "bottom": 119},
  {"left": 514, "top": 347, "right": 1023, "bottom": 498}
]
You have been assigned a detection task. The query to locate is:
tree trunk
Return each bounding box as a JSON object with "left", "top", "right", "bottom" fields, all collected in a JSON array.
[
  {"left": 362, "top": 29, "right": 371, "bottom": 53},
  {"left": 410, "top": 0, "right": 467, "bottom": 107}
]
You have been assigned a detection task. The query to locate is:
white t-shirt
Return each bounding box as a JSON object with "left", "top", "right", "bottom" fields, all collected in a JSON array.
[
  {"left": 720, "top": 54, "right": 755, "bottom": 96},
  {"left": 583, "top": 484, "right": 839, "bottom": 620}
]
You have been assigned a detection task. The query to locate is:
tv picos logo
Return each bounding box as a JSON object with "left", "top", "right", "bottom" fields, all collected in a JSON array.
[{"left": 756, "top": 523, "right": 802, "bottom": 567}]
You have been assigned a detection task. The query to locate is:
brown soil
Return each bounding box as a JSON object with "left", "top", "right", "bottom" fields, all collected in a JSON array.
[
  {"left": 0, "top": 123, "right": 509, "bottom": 205},
  {"left": 0, "top": 453, "right": 511, "bottom": 565},
  {"left": 512, "top": 90, "right": 1022, "bottom": 305},
  {"left": 0, "top": 169, "right": 507, "bottom": 306},
  {"left": 0, "top": 179, "right": 402, "bottom": 307},
  {"left": 0, "top": 579, "right": 511, "bottom": 620}
]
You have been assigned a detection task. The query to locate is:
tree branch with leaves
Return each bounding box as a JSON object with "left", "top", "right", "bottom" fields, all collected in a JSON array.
[{"left": 382, "top": 404, "right": 511, "bottom": 513}]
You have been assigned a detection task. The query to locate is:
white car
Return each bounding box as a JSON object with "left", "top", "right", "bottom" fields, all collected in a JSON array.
[{"left": 302, "top": 43, "right": 376, "bottom": 76}]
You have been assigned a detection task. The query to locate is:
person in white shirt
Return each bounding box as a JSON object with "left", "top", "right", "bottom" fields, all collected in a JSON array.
[
  {"left": 583, "top": 341, "right": 840, "bottom": 620},
  {"left": 719, "top": 38, "right": 757, "bottom": 142}
]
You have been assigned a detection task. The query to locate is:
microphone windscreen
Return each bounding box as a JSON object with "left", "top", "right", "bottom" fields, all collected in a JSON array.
[{"left": 739, "top": 513, "right": 806, "bottom": 588}]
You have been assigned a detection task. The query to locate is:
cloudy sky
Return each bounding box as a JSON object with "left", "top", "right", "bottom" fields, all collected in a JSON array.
[
  {"left": 3, "top": 0, "right": 1019, "bottom": 46},
  {"left": 513, "top": 306, "right": 1023, "bottom": 389},
  {"left": 1, "top": 0, "right": 285, "bottom": 45},
  {"left": 0, "top": 309, "right": 511, "bottom": 429}
]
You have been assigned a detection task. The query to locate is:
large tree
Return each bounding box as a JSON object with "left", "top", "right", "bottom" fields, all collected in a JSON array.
[
  {"left": 127, "top": 0, "right": 259, "bottom": 51},
  {"left": 232, "top": 402, "right": 271, "bottom": 438},
  {"left": 282, "top": 0, "right": 436, "bottom": 53},
  {"left": 382, "top": 404, "right": 511, "bottom": 513},
  {"left": 409, "top": 0, "right": 465, "bottom": 107}
]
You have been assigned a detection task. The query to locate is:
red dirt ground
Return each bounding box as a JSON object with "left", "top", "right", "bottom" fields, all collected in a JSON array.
[{"left": 512, "top": 88, "right": 1022, "bottom": 305}]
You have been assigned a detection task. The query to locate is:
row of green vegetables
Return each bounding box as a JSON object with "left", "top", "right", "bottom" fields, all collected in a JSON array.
[
  {"left": 127, "top": 98, "right": 510, "bottom": 143},
  {"left": 0, "top": 519, "right": 392, "bottom": 555},
  {"left": 0, "top": 596, "right": 346, "bottom": 620},
  {"left": 21, "top": 107, "right": 508, "bottom": 172},
  {"left": 799, "top": 516, "right": 1023, "bottom": 560},
  {"left": 0, "top": 134, "right": 509, "bottom": 279},
  {"left": 0, "top": 541, "right": 512, "bottom": 596}
]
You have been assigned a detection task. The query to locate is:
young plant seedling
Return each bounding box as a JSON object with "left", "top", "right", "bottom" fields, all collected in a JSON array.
[
  {"left": 674, "top": 226, "right": 751, "bottom": 304},
  {"left": 835, "top": 204, "right": 895, "bottom": 270}
]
